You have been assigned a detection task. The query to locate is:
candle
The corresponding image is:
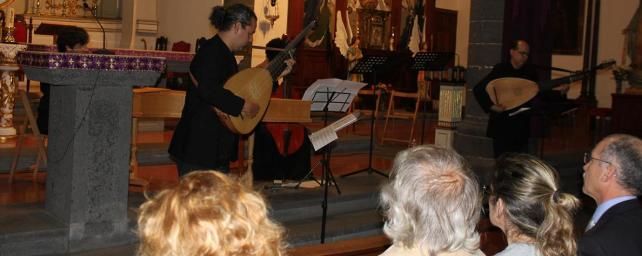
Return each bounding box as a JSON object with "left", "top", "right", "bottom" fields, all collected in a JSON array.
[
  {"left": 6, "top": 8, "right": 14, "bottom": 28},
  {"left": 622, "top": 32, "right": 628, "bottom": 66}
]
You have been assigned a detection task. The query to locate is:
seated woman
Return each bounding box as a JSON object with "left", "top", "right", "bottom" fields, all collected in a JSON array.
[
  {"left": 37, "top": 26, "right": 89, "bottom": 135},
  {"left": 137, "top": 170, "right": 286, "bottom": 256},
  {"left": 379, "top": 145, "right": 484, "bottom": 256},
  {"left": 489, "top": 153, "right": 580, "bottom": 256}
]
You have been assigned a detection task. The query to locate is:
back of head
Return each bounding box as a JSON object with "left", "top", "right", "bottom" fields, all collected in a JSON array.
[
  {"left": 600, "top": 134, "right": 642, "bottom": 196},
  {"left": 56, "top": 26, "right": 89, "bottom": 53},
  {"left": 492, "top": 153, "right": 580, "bottom": 256},
  {"left": 137, "top": 171, "right": 285, "bottom": 256},
  {"left": 209, "top": 4, "right": 257, "bottom": 32},
  {"left": 265, "top": 38, "right": 287, "bottom": 61},
  {"left": 510, "top": 39, "right": 528, "bottom": 50},
  {"left": 380, "top": 145, "right": 481, "bottom": 254}
]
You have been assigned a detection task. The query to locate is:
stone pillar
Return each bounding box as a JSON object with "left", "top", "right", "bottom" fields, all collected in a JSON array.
[
  {"left": 18, "top": 51, "right": 165, "bottom": 252},
  {"left": 454, "top": 0, "right": 505, "bottom": 185},
  {"left": 46, "top": 84, "right": 134, "bottom": 250}
]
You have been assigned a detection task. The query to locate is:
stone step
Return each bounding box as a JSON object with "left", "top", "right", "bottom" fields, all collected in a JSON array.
[
  {"left": 284, "top": 209, "right": 384, "bottom": 247},
  {"left": 0, "top": 205, "right": 68, "bottom": 256},
  {"left": 269, "top": 186, "right": 380, "bottom": 223}
]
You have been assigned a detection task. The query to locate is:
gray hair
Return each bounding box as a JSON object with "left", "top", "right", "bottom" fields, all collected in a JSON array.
[
  {"left": 600, "top": 134, "right": 642, "bottom": 195},
  {"left": 380, "top": 145, "right": 481, "bottom": 255}
]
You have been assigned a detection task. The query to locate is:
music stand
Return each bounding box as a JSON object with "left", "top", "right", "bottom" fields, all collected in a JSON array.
[
  {"left": 298, "top": 78, "right": 364, "bottom": 243},
  {"left": 341, "top": 55, "right": 389, "bottom": 178},
  {"left": 410, "top": 52, "right": 454, "bottom": 144}
]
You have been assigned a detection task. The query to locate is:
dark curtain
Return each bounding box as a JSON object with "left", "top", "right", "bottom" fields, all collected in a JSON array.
[
  {"left": 503, "top": 0, "right": 553, "bottom": 80},
  {"left": 504, "top": 0, "right": 571, "bottom": 140}
]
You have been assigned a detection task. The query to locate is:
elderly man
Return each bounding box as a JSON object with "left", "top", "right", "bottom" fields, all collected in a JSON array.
[
  {"left": 579, "top": 134, "right": 642, "bottom": 255},
  {"left": 379, "top": 145, "right": 484, "bottom": 256}
]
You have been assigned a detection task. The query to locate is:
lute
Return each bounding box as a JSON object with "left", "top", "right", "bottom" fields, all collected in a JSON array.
[
  {"left": 486, "top": 60, "right": 615, "bottom": 110},
  {"left": 216, "top": 20, "right": 317, "bottom": 134}
]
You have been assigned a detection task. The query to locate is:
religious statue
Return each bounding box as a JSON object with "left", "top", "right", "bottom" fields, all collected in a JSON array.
[
  {"left": 623, "top": 1, "right": 642, "bottom": 87},
  {"left": 347, "top": 37, "right": 363, "bottom": 81}
]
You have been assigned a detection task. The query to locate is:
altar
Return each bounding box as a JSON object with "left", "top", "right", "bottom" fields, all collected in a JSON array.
[{"left": 9, "top": 50, "right": 165, "bottom": 253}]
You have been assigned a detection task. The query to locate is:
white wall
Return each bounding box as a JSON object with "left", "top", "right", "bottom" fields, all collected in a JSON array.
[
  {"left": 553, "top": 0, "right": 638, "bottom": 107},
  {"left": 157, "top": 0, "right": 288, "bottom": 65},
  {"left": 157, "top": 0, "right": 223, "bottom": 52},
  {"left": 594, "top": 0, "right": 638, "bottom": 107},
  {"left": 250, "top": 0, "right": 288, "bottom": 67}
]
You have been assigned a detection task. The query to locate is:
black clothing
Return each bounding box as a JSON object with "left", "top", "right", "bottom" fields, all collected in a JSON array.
[
  {"left": 473, "top": 62, "right": 538, "bottom": 157},
  {"left": 168, "top": 35, "right": 245, "bottom": 173},
  {"left": 36, "top": 83, "right": 51, "bottom": 135},
  {"left": 251, "top": 123, "right": 311, "bottom": 180},
  {"left": 579, "top": 198, "right": 642, "bottom": 256}
]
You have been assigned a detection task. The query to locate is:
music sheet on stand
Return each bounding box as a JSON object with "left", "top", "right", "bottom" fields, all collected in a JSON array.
[
  {"left": 308, "top": 112, "right": 360, "bottom": 151},
  {"left": 302, "top": 78, "right": 366, "bottom": 112}
]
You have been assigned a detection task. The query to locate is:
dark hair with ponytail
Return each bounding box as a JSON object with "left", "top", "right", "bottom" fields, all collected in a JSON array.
[
  {"left": 209, "top": 4, "right": 257, "bottom": 32},
  {"left": 56, "top": 26, "right": 89, "bottom": 53},
  {"left": 491, "top": 153, "right": 580, "bottom": 256}
]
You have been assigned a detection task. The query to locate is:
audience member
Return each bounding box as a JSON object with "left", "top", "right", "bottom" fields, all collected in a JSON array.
[
  {"left": 579, "top": 134, "right": 642, "bottom": 255},
  {"left": 379, "top": 145, "right": 484, "bottom": 256},
  {"left": 137, "top": 170, "right": 286, "bottom": 256},
  {"left": 490, "top": 153, "right": 580, "bottom": 256}
]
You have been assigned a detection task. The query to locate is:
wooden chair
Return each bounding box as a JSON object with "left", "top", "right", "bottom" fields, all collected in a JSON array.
[
  {"left": 167, "top": 41, "right": 192, "bottom": 90},
  {"left": 9, "top": 90, "right": 47, "bottom": 183},
  {"left": 349, "top": 88, "right": 382, "bottom": 133},
  {"left": 171, "top": 41, "right": 191, "bottom": 52},
  {"left": 131, "top": 88, "right": 186, "bottom": 188},
  {"left": 380, "top": 90, "right": 422, "bottom": 145}
]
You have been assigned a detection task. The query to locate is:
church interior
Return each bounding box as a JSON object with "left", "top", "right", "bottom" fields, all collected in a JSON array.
[{"left": 0, "top": 0, "right": 641, "bottom": 255}]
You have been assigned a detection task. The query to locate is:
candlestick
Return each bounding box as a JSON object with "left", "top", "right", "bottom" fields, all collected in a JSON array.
[{"left": 6, "top": 8, "right": 14, "bottom": 28}]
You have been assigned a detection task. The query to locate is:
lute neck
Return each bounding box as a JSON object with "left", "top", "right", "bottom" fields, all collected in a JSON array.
[{"left": 266, "top": 21, "right": 317, "bottom": 79}]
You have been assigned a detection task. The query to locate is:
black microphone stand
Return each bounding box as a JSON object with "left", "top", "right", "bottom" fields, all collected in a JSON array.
[{"left": 84, "top": 3, "right": 114, "bottom": 55}]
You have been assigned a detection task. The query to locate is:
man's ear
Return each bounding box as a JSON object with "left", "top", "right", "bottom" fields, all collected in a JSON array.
[
  {"left": 602, "top": 164, "right": 618, "bottom": 182},
  {"left": 232, "top": 22, "right": 241, "bottom": 33}
]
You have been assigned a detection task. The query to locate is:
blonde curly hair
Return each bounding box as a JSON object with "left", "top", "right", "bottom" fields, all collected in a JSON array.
[{"left": 137, "top": 170, "right": 286, "bottom": 256}]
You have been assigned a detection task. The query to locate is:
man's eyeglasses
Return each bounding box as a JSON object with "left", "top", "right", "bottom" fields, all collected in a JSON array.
[
  {"left": 583, "top": 152, "right": 612, "bottom": 165},
  {"left": 518, "top": 51, "right": 529, "bottom": 57}
]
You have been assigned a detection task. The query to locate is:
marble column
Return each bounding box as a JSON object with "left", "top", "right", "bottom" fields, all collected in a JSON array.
[
  {"left": 0, "top": 43, "right": 27, "bottom": 138},
  {"left": 453, "top": 0, "right": 505, "bottom": 185}
]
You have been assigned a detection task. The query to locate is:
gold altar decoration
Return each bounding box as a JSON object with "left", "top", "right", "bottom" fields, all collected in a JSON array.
[
  {"left": 0, "top": 43, "right": 27, "bottom": 138},
  {"left": 0, "top": 0, "right": 15, "bottom": 9},
  {"left": 39, "top": 0, "right": 97, "bottom": 17}
]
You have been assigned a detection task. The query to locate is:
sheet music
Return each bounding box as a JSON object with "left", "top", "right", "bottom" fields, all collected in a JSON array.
[
  {"left": 308, "top": 112, "right": 361, "bottom": 151},
  {"left": 328, "top": 111, "right": 360, "bottom": 131},
  {"left": 309, "top": 128, "right": 339, "bottom": 151},
  {"left": 302, "top": 78, "right": 366, "bottom": 112}
]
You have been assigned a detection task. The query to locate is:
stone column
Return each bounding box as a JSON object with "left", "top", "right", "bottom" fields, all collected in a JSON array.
[
  {"left": 18, "top": 51, "right": 165, "bottom": 252},
  {"left": 454, "top": 0, "right": 505, "bottom": 185}
]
